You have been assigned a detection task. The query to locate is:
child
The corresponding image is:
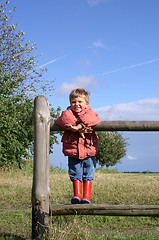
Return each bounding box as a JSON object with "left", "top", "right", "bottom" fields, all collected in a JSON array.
[{"left": 56, "top": 88, "right": 101, "bottom": 204}]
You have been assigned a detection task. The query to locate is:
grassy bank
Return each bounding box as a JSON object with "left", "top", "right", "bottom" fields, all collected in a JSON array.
[{"left": 0, "top": 169, "right": 159, "bottom": 239}]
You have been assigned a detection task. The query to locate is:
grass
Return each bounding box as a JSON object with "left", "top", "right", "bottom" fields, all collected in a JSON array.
[{"left": 0, "top": 169, "right": 159, "bottom": 239}]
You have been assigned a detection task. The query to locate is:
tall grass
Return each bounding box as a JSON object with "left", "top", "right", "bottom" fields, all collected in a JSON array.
[{"left": 0, "top": 169, "right": 159, "bottom": 239}]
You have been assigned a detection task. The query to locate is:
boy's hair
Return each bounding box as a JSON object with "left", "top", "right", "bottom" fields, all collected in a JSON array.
[{"left": 69, "top": 88, "right": 90, "bottom": 103}]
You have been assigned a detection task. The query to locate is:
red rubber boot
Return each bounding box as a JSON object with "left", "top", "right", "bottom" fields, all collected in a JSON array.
[
  {"left": 81, "top": 181, "right": 92, "bottom": 204},
  {"left": 71, "top": 180, "right": 82, "bottom": 204}
]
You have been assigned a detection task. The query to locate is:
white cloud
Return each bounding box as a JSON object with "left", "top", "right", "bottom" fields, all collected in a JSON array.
[
  {"left": 57, "top": 75, "right": 98, "bottom": 96},
  {"left": 92, "top": 40, "right": 105, "bottom": 48},
  {"left": 127, "top": 155, "right": 137, "bottom": 160},
  {"left": 95, "top": 98, "right": 159, "bottom": 121},
  {"left": 78, "top": 59, "right": 91, "bottom": 67},
  {"left": 87, "top": 0, "right": 108, "bottom": 7},
  {"left": 89, "top": 40, "right": 110, "bottom": 50}
]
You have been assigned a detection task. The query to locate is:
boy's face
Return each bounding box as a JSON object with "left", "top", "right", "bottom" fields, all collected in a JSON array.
[{"left": 70, "top": 96, "right": 88, "bottom": 114}]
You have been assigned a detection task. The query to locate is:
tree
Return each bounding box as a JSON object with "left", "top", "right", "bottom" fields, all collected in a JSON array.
[
  {"left": 0, "top": 1, "right": 53, "bottom": 95},
  {"left": 0, "top": 96, "right": 33, "bottom": 167},
  {"left": 0, "top": 1, "right": 59, "bottom": 168},
  {"left": 96, "top": 131, "right": 128, "bottom": 169}
]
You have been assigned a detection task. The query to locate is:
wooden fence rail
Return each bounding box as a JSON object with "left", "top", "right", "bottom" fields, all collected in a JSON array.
[
  {"left": 50, "top": 204, "right": 159, "bottom": 217},
  {"left": 50, "top": 120, "right": 159, "bottom": 132},
  {"left": 32, "top": 96, "right": 159, "bottom": 239}
]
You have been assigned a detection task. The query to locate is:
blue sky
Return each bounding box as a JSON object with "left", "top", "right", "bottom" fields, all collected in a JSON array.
[{"left": 9, "top": 0, "right": 159, "bottom": 172}]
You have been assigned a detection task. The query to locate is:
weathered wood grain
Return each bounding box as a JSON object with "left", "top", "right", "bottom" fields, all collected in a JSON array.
[
  {"left": 50, "top": 204, "right": 159, "bottom": 217},
  {"left": 32, "top": 96, "right": 50, "bottom": 239},
  {"left": 50, "top": 120, "right": 159, "bottom": 132}
]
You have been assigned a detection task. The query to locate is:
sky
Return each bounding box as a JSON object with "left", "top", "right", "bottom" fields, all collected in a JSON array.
[{"left": 8, "top": 0, "right": 159, "bottom": 172}]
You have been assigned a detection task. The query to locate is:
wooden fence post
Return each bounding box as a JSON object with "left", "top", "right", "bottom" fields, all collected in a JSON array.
[{"left": 32, "top": 96, "right": 50, "bottom": 239}]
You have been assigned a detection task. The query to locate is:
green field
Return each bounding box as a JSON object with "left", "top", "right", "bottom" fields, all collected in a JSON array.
[{"left": 0, "top": 169, "right": 159, "bottom": 239}]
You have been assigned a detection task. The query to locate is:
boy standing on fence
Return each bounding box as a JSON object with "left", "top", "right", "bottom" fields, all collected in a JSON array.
[{"left": 56, "top": 88, "right": 101, "bottom": 204}]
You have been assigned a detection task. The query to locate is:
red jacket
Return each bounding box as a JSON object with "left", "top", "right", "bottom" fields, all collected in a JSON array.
[{"left": 56, "top": 106, "right": 101, "bottom": 159}]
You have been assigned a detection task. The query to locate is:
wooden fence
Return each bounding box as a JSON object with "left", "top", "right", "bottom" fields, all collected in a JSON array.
[{"left": 32, "top": 95, "right": 159, "bottom": 239}]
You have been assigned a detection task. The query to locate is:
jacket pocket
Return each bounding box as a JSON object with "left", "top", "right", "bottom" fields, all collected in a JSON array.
[
  {"left": 61, "top": 132, "right": 78, "bottom": 157},
  {"left": 85, "top": 134, "right": 99, "bottom": 146},
  {"left": 62, "top": 133, "right": 78, "bottom": 145}
]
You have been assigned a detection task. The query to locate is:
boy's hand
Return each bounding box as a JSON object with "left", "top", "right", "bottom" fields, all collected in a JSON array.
[
  {"left": 78, "top": 126, "right": 93, "bottom": 139},
  {"left": 79, "top": 126, "right": 93, "bottom": 133},
  {"left": 64, "top": 124, "right": 93, "bottom": 139},
  {"left": 64, "top": 124, "right": 82, "bottom": 132},
  {"left": 64, "top": 124, "right": 85, "bottom": 139}
]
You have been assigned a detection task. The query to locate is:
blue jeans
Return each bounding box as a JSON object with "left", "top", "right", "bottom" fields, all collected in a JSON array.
[{"left": 68, "top": 156, "right": 96, "bottom": 182}]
